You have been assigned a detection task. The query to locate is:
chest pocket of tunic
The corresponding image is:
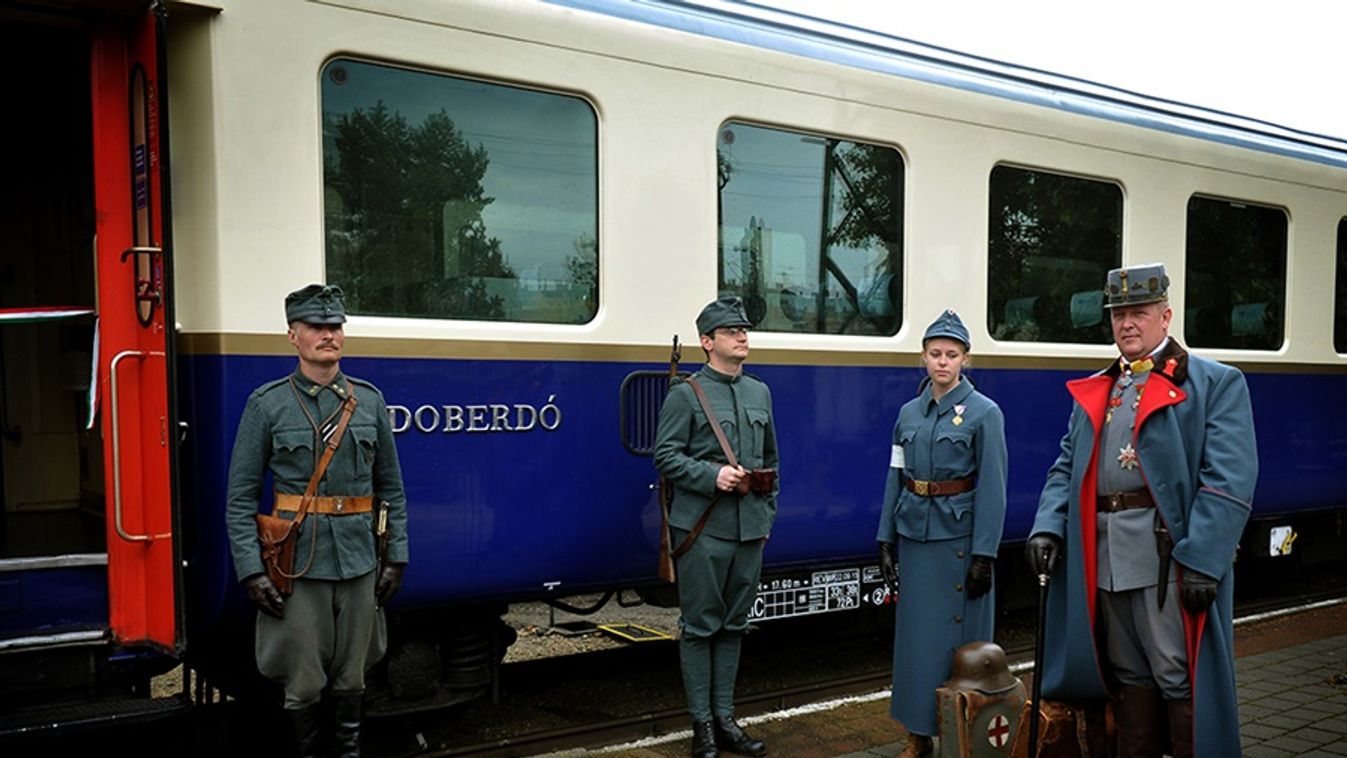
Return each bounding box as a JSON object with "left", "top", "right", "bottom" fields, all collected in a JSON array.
[
  {"left": 349, "top": 425, "right": 378, "bottom": 480},
  {"left": 272, "top": 428, "right": 315, "bottom": 479},
  {"left": 933, "top": 428, "right": 975, "bottom": 478},
  {"left": 692, "top": 409, "right": 736, "bottom": 461},
  {"left": 745, "top": 407, "right": 769, "bottom": 462}
]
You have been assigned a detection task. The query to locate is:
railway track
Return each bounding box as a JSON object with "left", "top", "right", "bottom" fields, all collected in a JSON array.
[{"left": 407, "top": 584, "right": 1347, "bottom": 758}]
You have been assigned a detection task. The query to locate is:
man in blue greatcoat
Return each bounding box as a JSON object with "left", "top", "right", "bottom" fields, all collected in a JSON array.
[{"left": 1026, "top": 263, "right": 1256, "bottom": 757}]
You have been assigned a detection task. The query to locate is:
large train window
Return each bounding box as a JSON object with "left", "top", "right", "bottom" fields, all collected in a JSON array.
[
  {"left": 716, "top": 122, "right": 904, "bottom": 335},
  {"left": 320, "top": 59, "right": 598, "bottom": 323},
  {"left": 1184, "top": 196, "right": 1287, "bottom": 350},
  {"left": 1335, "top": 218, "right": 1347, "bottom": 353},
  {"left": 987, "top": 165, "right": 1122, "bottom": 344}
]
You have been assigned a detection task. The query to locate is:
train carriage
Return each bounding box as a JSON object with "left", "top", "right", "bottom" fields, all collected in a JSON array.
[{"left": 2, "top": 0, "right": 1345, "bottom": 733}]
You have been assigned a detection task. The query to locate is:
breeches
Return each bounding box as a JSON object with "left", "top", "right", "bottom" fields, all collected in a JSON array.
[
  {"left": 255, "top": 570, "right": 388, "bottom": 709},
  {"left": 673, "top": 530, "right": 765, "bottom": 640},
  {"left": 1098, "top": 581, "right": 1189, "bottom": 700},
  {"left": 672, "top": 529, "right": 765, "bottom": 721}
]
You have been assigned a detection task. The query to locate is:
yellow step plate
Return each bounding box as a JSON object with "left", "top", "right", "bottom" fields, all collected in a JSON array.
[{"left": 597, "top": 623, "right": 674, "bottom": 642}]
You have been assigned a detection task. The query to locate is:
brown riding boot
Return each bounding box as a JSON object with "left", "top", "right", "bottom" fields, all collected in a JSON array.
[
  {"left": 1166, "top": 698, "right": 1194, "bottom": 758},
  {"left": 1116, "top": 685, "right": 1165, "bottom": 758},
  {"left": 898, "top": 733, "right": 933, "bottom": 758}
]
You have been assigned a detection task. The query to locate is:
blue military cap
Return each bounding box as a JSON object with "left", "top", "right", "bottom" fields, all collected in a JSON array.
[
  {"left": 1104, "top": 263, "right": 1169, "bottom": 308},
  {"left": 284, "top": 284, "right": 347, "bottom": 325},
  {"left": 923, "top": 309, "right": 970, "bottom": 349},
  {"left": 696, "top": 296, "right": 754, "bottom": 335}
]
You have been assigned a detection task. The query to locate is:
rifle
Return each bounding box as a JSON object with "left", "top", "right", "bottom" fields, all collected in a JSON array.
[{"left": 656, "top": 335, "right": 681, "bottom": 583}]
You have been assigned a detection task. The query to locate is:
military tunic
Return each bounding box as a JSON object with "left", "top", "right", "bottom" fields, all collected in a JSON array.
[
  {"left": 225, "top": 368, "right": 408, "bottom": 707},
  {"left": 875, "top": 377, "right": 1007, "bottom": 736},
  {"left": 653, "top": 364, "right": 778, "bottom": 721}
]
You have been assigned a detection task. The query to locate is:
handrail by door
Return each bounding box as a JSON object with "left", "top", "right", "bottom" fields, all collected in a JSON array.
[{"left": 110, "top": 349, "right": 171, "bottom": 542}]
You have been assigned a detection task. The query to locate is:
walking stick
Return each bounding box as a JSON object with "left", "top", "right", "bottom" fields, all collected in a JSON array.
[{"left": 1028, "top": 563, "right": 1050, "bottom": 758}]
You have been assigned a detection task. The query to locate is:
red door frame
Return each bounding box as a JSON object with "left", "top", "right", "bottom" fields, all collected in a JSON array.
[{"left": 90, "top": 8, "right": 178, "bottom": 653}]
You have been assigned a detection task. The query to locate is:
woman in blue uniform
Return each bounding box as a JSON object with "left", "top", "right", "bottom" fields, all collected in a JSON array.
[{"left": 876, "top": 309, "right": 1008, "bottom": 758}]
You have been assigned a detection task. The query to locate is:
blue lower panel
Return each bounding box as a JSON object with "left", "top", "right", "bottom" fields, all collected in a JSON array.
[
  {"left": 0, "top": 565, "right": 107, "bottom": 639},
  {"left": 178, "top": 354, "right": 1347, "bottom": 633}
]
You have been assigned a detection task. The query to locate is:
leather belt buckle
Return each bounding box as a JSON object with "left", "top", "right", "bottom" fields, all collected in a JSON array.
[
  {"left": 1108, "top": 493, "right": 1123, "bottom": 512},
  {"left": 913, "top": 480, "right": 929, "bottom": 496},
  {"left": 335, "top": 497, "right": 345, "bottom": 512}
]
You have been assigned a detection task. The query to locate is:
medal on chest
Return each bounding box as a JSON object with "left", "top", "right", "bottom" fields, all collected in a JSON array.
[
  {"left": 1117, "top": 443, "right": 1139, "bottom": 471},
  {"left": 952, "top": 404, "right": 966, "bottom": 426}
]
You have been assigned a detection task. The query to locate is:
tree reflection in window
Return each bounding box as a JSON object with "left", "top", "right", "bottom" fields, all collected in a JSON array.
[
  {"left": 322, "top": 59, "right": 597, "bottom": 323},
  {"left": 987, "top": 166, "right": 1122, "bottom": 344},
  {"left": 1184, "top": 196, "right": 1286, "bottom": 350},
  {"left": 716, "top": 123, "right": 903, "bottom": 335}
]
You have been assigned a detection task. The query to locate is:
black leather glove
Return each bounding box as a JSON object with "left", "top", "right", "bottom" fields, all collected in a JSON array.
[
  {"left": 1025, "top": 533, "right": 1062, "bottom": 577},
  {"left": 877, "top": 541, "right": 899, "bottom": 596},
  {"left": 245, "top": 574, "right": 285, "bottom": 619},
  {"left": 1180, "top": 567, "right": 1219, "bottom": 614},
  {"left": 375, "top": 563, "right": 405, "bottom": 607},
  {"left": 965, "top": 555, "right": 993, "bottom": 599}
]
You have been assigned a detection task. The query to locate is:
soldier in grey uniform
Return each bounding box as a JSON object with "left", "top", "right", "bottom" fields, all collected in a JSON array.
[
  {"left": 654, "top": 297, "right": 779, "bottom": 758},
  {"left": 226, "top": 284, "right": 409, "bottom": 758}
]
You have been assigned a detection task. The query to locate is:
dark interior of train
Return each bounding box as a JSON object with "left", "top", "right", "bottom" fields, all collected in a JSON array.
[{"left": 0, "top": 18, "right": 105, "bottom": 559}]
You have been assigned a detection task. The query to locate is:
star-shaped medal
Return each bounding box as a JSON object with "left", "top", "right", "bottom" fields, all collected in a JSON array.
[{"left": 1117, "top": 443, "right": 1139, "bottom": 471}]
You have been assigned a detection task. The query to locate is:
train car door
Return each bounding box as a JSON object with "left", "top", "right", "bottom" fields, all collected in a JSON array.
[{"left": 89, "top": 6, "right": 179, "bottom": 653}]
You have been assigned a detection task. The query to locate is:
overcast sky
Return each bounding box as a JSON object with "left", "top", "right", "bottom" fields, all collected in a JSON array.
[{"left": 757, "top": 0, "right": 1346, "bottom": 141}]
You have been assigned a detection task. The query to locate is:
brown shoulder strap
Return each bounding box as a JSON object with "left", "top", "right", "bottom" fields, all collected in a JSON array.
[
  {"left": 685, "top": 376, "right": 738, "bottom": 468},
  {"left": 292, "top": 381, "right": 358, "bottom": 528},
  {"left": 669, "top": 376, "right": 738, "bottom": 560},
  {"left": 282, "top": 382, "right": 358, "bottom": 581}
]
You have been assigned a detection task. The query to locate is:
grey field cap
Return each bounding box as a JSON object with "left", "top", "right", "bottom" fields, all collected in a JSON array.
[
  {"left": 696, "top": 296, "right": 754, "bottom": 335},
  {"left": 285, "top": 284, "right": 347, "bottom": 325}
]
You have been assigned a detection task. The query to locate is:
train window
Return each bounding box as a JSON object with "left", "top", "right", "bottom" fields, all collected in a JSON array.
[
  {"left": 321, "top": 59, "right": 598, "bottom": 323},
  {"left": 716, "top": 122, "right": 903, "bottom": 335},
  {"left": 1184, "top": 196, "right": 1287, "bottom": 350},
  {"left": 987, "top": 166, "right": 1122, "bottom": 344},
  {"left": 1336, "top": 218, "right": 1347, "bottom": 353}
]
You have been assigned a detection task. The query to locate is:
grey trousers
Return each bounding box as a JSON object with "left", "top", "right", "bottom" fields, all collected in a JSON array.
[
  {"left": 673, "top": 529, "right": 765, "bottom": 722},
  {"left": 255, "top": 571, "right": 388, "bottom": 709},
  {"left": 1098, "top": 580, "right": 1189, "bottom": 699}
]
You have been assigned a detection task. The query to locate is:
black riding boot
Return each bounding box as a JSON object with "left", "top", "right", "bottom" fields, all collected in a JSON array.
[
  {"left": 713, "top": 714, "right": 766, "bottom": 757},
  {"left": 691, "top": 719, "right": 719, "bottom": 758},
  {"left": 331, "top": 692, "right": 364, "bottom": 758},
  {"left": 287, "top": 704, "right": 321, "bottom": 758}
]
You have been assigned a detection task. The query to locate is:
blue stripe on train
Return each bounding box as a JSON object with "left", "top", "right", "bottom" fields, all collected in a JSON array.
[{"left": 178, "top": 354, "right": 1347, "bottom": 630}]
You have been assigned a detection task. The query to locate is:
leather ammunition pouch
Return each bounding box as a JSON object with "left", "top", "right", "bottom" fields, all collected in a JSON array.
[
  {"left": 734, "top": 468, "right": 777, "bottom": 496},
  {"left": 256, "top": 512, "right": 299, "bottom": 596}
]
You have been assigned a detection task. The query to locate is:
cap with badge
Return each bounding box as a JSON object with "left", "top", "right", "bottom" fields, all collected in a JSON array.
[
  {"left": 696, "top": 296, "right": 754, "bottom": 335},
  {"left": 923, "top": 309, "right": 970, "bottom": 350},
  {"left": 1104, "top": 263, "right": 1169, "bottom": 309},
  {"left": 285, "top": 284, "right": 347, "bottom": 325}
]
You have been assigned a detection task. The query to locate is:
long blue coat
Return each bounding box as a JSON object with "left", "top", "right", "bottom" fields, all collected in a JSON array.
[
  {"left": 1031, "top": 341, "right": 1256, "bottom": 755},
  {"left": 877, "top": 378, "right": 1008, "bottom": 735}
]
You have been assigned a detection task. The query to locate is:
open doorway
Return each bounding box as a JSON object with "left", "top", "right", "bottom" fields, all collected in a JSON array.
[{"left": 0, "top": 18, "right": 104, "bottom": 559}]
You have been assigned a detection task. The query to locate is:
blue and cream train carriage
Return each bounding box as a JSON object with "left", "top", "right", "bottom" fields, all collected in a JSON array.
[{"left": 2, "top": 0, "right": 1345, "bottom": 728}]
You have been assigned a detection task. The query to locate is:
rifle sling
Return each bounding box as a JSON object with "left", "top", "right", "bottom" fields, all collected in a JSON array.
[{"left": 669, "top": 376, "right": 739, "bottom": 559}]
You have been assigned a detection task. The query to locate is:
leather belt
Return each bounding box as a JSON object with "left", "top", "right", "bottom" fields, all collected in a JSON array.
[
  {"left": 275, "top": 494, "right": 373, "bottom": 515},
  {"left": 904, "top": 477, "right": 975, "bottom": 497},
  {"left": 1097, "top": 490, "right": 1155, "bottom": 513}
]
